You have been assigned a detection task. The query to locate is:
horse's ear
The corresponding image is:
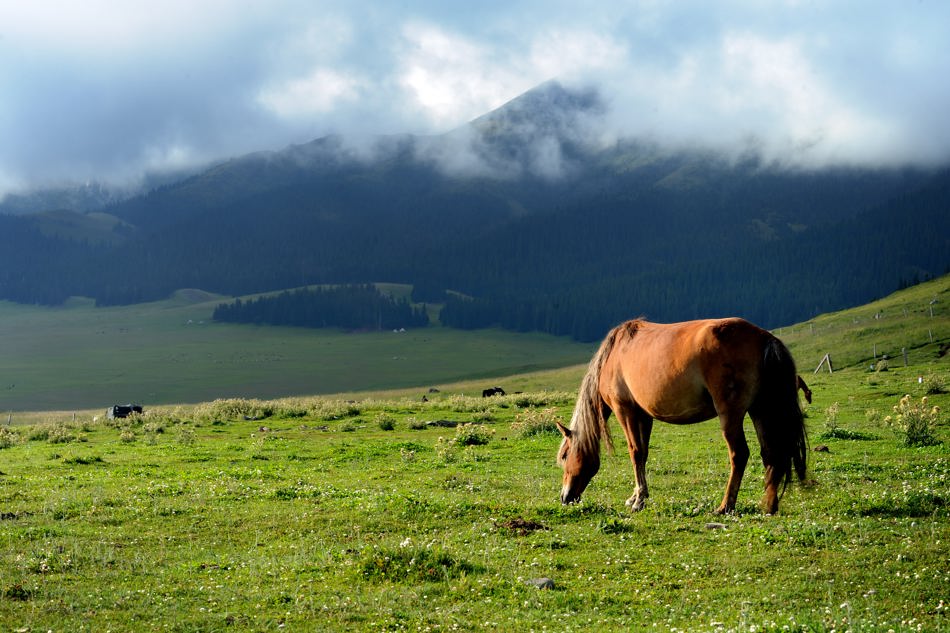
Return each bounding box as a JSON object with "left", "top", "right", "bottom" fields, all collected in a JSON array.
[{"left": 556, "top": 421, "right": 572, "bottom": 438}]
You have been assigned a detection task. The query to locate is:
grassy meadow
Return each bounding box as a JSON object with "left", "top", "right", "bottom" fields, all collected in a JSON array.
[
  {"left": 0, "top": 287, "right": 593, "bottom": 414},
  {"left": 0, "top": 276, "right": 948, "bottom": 631}
]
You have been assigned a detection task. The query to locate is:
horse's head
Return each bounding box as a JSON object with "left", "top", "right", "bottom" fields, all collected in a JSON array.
[{"left": 556, "top": 421, "right": 600, "bottom": 504}]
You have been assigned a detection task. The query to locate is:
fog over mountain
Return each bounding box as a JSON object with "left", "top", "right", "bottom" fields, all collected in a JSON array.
[
  {"left": 2, "top": 1, "right": 949, "bottom": 200},
  {"left": 1, "top": 80, "right": 946, "bottom": 342}
]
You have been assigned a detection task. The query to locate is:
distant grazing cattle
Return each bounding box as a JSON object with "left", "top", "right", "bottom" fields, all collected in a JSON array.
[
  {"left": 107, "top": 404, "right": 143, "bottom": 419},
  {"left": 482, "top": 386, "right": 506, "bottom": 397}
]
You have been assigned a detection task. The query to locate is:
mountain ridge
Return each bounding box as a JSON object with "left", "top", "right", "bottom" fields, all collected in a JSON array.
[{"left": 0, "top": 80, "right": 947, "bottom": 339}]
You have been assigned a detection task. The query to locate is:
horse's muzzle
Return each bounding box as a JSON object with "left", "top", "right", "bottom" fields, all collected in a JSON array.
[{"left": 560, "top": 488, "right": 580, "bottom": 505}]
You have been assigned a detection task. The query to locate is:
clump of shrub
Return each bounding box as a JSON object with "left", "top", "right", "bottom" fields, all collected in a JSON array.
[
  {"left": 824, "top": 402, "right": 840, "bottom": 429},
  {"left": 816, "top": 402, "right": 877, "bottom": 441},
  {"left": 434, "top": 436, "right": 457, "bottom": 463},
  {"left": 512, "top": 391, "right": 575, "bottom": 408},
  {"left": 452, "top": 423, "right": 493, "bottom": 446},
  {"left": 406, "top": 417, "right": 427, "bottom": 430},
  {"left": 444, "top": 395, "right": 493, "bottom": 414},
  {"left": 817, "top": 402, "right": 843, "bottom": 438},
  {"left": 511, "top": 407, "right": 563, "bottom": 438},
  {"left": 471, "top": 409, "right": 496, "bottom": 423},
  {"left": 143, "top": 421, "right": 165, "bottom": 435},
  {"left": 44, "top": 423, "right": 80, "bottom": 445},
  {"left": 921, "top": 372, "right": 947, "bottom": 395},
  {"left": 311, "top": 400, "right": 361, "bottom": 421},
  {"left": 375, "top": 413, "right": 396, "bottom": 431},
  {"left": 194, "top": 398, "right": 274, "bottom": 423},
  {"left": 884, "top": 394, "right": 943, "bottom": 447},
  {"left": 176, "top": 426, "right": 197, "bottom": 446},
  {"left": 435, "top": 424, "right": 494, "bottom": 463},
  {"left": 0, "top": 426, "right": 21, "bottom": 449}
]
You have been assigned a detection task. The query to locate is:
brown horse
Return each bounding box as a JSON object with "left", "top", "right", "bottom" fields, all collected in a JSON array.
[
  {"left": 556, "top": 318, "right": 807, "bottom": 514},
  {"left": 797, "top": 375, "right": 813, "bottom": 404}
]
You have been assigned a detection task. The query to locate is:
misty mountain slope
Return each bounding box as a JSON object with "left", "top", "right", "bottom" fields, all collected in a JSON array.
[{"left": 0, "top": 81, "right": 946, "bottom": 337}]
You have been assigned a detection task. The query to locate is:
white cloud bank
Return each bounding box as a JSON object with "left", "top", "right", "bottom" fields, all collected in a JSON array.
[{"left": 1, "top": 0, "right": 948, "bottom": 196}]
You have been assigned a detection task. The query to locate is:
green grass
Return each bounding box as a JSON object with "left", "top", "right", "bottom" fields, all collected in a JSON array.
[
  {"left": 0, "top": 286, "right": 593, "bottom": 413},
  {"left": 0, "top": 278, "right": 950, "bottom": 632},
  {"left": 0, "top": 377, "right": 948, "bottom": 631},
  {"left": 1, "top": 276, "right": 948, "bottom": 631}
]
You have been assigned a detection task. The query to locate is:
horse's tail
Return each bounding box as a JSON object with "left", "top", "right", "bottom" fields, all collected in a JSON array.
[
  {"left": 753, "top": 336, "right": 808, "bottom": 492},
  {"left": 569, "top": 322, "right": 632, "bottom": 455}
]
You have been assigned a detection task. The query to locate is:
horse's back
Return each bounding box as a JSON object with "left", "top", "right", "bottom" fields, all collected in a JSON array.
[{"left": 604, "top": 318, "right": 769, "bottom": 423}]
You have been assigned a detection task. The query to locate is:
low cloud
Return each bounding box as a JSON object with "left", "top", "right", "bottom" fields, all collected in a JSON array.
[{"left": 1, "top": 1, "right": 948, "bottom": 198}]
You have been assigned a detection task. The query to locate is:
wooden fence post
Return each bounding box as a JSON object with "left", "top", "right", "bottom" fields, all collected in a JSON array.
[{"left": 815, "top": 353, "right": 833, "bottom": 374}]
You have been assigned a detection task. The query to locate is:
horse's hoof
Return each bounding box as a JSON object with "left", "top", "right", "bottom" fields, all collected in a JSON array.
[{"left": 626, "top": 498, "right": 646, "bottom": 512}]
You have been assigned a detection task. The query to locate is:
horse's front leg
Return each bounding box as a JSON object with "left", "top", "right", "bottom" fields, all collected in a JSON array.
[
  {"left": 716, "top": 413, "right": 749, "bottom": 514},
  {"left": 618, "top": 412, "right": 653, "bottom": 511}
]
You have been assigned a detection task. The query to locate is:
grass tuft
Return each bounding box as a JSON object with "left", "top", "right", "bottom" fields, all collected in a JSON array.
[{"left": 359, "top": 547, "right": 480, "bottom": 583}]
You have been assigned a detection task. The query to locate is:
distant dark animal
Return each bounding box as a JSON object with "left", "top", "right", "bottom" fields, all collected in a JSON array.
[
  {"left": 482, "top": 386, "right": 506, "bottom": 397},
  {"left": 107, "top": 404, "right": 143, "bottom": 419},
  {"left": 557, "top": 318, "right": 807, "bottom": 515},
  {"left": 796, "top": 375, "right": 812, "bottom": 404}
]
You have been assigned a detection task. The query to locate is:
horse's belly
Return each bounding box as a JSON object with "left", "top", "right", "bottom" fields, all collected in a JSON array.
[
  {"left": 651, "top": 404, "right": 719, "bottom": 425},
  {"left": 631, "top": 378, "right": 717, "bottom": 424}
]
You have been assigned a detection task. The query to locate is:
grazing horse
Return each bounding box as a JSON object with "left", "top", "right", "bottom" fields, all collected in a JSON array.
[
  {"left": 556, "top": 318, "right": 807, "bottom": 515},
  {"left": 796, "top": 375, "right": 812, "bottom": 404}
]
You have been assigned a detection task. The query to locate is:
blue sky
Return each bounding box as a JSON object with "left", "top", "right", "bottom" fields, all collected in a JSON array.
[{"left": 1, "top": 0, "right": 949, "bottom": 196}]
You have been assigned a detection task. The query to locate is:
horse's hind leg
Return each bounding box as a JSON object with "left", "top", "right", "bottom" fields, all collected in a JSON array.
[
  {"left": 750, "top": 416, "right": 781, "bottom": 514},
  {"left": 617, "top": 408, "right": 653, "bottom": 511},
  {"left": 716, "top": 412, "right": 749, "bottom": 514}
]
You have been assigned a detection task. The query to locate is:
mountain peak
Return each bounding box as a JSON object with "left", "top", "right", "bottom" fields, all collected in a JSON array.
[
  {"left": 470, "top": 80, "right": 604, "bottom": 138},
  {"left": 439, "top": 80, "right": 608, "bottom": 180}
]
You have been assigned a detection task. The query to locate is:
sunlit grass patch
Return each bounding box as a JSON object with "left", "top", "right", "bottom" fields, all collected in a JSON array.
[
  {"left": 359, "top": 547, "right": 482, "bottom": 583},
  {"left": 1, "top": 351, "right": 948, "bottom": 631}
]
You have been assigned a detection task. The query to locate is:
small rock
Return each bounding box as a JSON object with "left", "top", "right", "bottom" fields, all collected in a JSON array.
[
  {"left": 814, "top": 445, "right": 830, "bottom": 452},
  {"left": 705, "top": 522, "right": 727, "bottom": 530},
  {"left": 527, "top": 577, "right": 555, "bottom": 590}
]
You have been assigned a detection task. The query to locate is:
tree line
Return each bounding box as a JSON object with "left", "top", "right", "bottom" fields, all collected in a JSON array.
[{"left": 212, "top": 285, "right": 429, "bottom": 331}]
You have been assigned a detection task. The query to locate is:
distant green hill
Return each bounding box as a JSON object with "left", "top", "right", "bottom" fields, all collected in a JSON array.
[{"left": 779, "top": 274, "right": 949, "bottom": 374}]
